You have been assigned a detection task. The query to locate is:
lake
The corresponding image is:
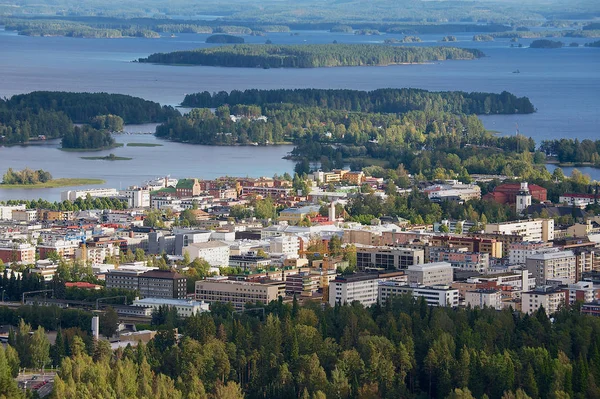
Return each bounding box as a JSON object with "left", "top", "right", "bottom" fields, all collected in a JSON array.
[{"left": 0, "top": 28, "right": 598, "bottom": 201}]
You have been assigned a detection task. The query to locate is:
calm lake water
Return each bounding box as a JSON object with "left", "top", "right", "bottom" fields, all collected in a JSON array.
[{"left": 0, "top": 28, "right": 598, "bottom": 200}]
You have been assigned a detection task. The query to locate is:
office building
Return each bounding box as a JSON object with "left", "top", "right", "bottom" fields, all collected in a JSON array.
[
  {"left": 132, "top": 297, "right": 209, "bottom": 317},
  {"left": 328, "top": 271, "right": 406, "bottom": 307},
  {"left": 356, "top": 246, "right": 424, "bottom": 270},
  {"left": 484, "top": 219, "right": 554, "bottom": 242},
  {"left": 183, "top": 241, "right": 230, "bottom": 267},
  {"left": 378, "top": 282, "right": 459, "bottom": 307},
  {"left": 407, "top": 262, "right": 453, "bottom": 286},
  {"left": 195, "top": 277, "right": 281, "bottom": 310}
]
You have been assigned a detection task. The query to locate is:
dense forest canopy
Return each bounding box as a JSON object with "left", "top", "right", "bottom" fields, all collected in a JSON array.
[
  {"left": 138, "top": 44, "right": 484, "bottom": 68},
  {"left": 182, "top": 88, "right": 535, "bottom": 115},
  {"left": 4, "top": 294, "right": 600, "bottom": 399}
]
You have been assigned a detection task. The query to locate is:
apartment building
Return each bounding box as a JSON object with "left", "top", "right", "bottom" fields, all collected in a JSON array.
[
  {"left": 0, "top": 241, "right": 36, "bottom": 264},
  {"left": 407, "top": 262, "right": 453, "bottom": 286},
  {"left": 429, "top": 248, "right": 489, "bottom": 273},
  {"left": 12, "top": 209, "right": 38, "bottom": 222},
  {"left": 356, "top": 246, "right": 424, "bottom": 270},
  {"left": 195, "top": 277, "right": 281, "bottom": 310},
  {"left": 526, "top": 250, "right": 577, "bottom": 286},
  {"left": 183, "top": 241, "right": 230, "bottom": 267},
  {"left": 61, "top": 188, "right": 119, "bottom": 202},
  {"left": 484, "top": 219, "right": 554, "bottom": 242},
  {"left": 430, "top": 235, "right": 503, "bottom": 259},
  {"left": 269, "top": 235, "right": 300, "bottom": 256},
  {"left": 378, "top": 282, "right": 459, "bottom": 307},
  {"left": 508, "top": 241, "right": 553, "bottom": 265},
  {"left": 561, "top": 281, "right": 599, "bottom": 305},
  {"left": 0, "top": 205, "right": 26, "bottom": 220},
  {"left": 522, "top": 286, "right": 566, "bottom": 315},
  {"left": 465, "top": 289, "right": 503, "bottom": 310},
  {"left": 328, "top": 271, "right": 406, "bottom": 307}
]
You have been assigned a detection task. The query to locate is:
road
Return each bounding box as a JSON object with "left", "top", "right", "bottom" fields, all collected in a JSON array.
[{"left": 17, "top": 372, "right": 56, "bottom": 398}]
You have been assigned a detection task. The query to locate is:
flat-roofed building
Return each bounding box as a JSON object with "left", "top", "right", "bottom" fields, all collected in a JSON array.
[
  {"left": 526, "top": 250, "right": 577, "bottom": 286},
  {"left": 429, "top": 248, "right": 489, "bottom": 273},
  {"left": 195, "top": 277, "right": 281, "bottom": 310},
  {"left": 465, "top": 289, "right": 503, "bottom": 310},
  {"left": 356, "top": 246, "right": 424, "bottom": 271},
  {"left": 407, "top": 262, "right": 453, "bottom": 286},
  {"left": 522, "top": 286, "right": 566, "bottom": 315},
  {"left": 132, "top": 297, "right": 209, "bottom": 317},
  {"left": 183, "top": 241, "right": 230, "bottom": 267},
  {"left": 328, "top": 271, "right": 406, "bottom": 307},
  {"left": 378, "top": 282, "right": 459, "bottom": 307},
  {"left": 508, "top": 241, "right": 553, "bottom": 265},
  {"left": 485, "top": 219, "right": 554, "bottom": 242},
  {"left": 138, "top": 270, "right": 187, "bottom": 299}
]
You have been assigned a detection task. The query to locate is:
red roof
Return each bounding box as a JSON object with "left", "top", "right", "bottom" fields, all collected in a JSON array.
[{"left": 65, "top": 282, "right": 102, "bottom": 290}]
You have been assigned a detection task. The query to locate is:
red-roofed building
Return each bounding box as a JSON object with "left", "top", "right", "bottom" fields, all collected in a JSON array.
[
  {"left": 65, "top": 282, "right": 102, "bottom": 290},
  {"left": 483, "top": 183, "right": 547, "bottom": 204}
]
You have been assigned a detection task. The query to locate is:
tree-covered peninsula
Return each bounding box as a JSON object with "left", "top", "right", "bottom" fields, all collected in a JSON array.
[
  {"left": 0, "top": 92, "right": 178, "bottom": 149},
  {"left": 138, "top": 44, "right": 484, "bottom": 68},
  {"left": 182, "top": 88, "right": 535, "bottom": 115}
]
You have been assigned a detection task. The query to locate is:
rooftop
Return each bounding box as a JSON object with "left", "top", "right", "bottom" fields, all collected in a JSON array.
[{"left": 133, "top": 297, "right": 208, "bottom": 307}]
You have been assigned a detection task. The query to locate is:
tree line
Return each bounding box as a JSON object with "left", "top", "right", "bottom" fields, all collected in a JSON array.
[
  {"left": 540, "top": 138, "right": 600, "bottom": 164},
  {"left": 181, "top": 88, "right": 535, "bottom": 115},
  {"left": 138, "top": 44, "right": 485, "bottom": 69},
  {"left": 0, "top": 196, "right": 127, "bottom": 211},
  {"left": 1, "top": 168, "right": 52, "bottom": 185},
  {"left": 1, "top": 293, "right": 595, "bottom": 398}
]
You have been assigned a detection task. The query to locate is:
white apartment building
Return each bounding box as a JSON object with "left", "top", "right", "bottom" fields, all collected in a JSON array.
[
  {"left": 465, "top": 289, "right": 503, "bottom": 310},
  {"left": 563, "top": 281, "right": 598, "bottom": 305},
  {"left": 407, "top": 262, "right": 453, "bottom": 286},
  {"left": 121, "top": 187, "right": 151, "bottom": 208},
  {"left": 183, "top": 241, "right": 230, "bottom": 267},
  {"left": 61, "top": 188, "right": 119, "bottom": 202},
  {"left": 378, "top": 282, "right": 459, "bottom": 307},
  {"left": 526, "top": 250, "right": 577, "bottom": 286},
  {"left": 328, "top": 271, "right": 407, "bottom": 307},
  {"left": 485, "top": 219, "right": 554, "bottom": 242},
  {"left": 508, "top": 241, "right": 553, "bottom": 265},
  {"left": 522, "top": 286, "right": 566, "bottom": 314},
  {"left": 269, "top": 235, "right": 300, "bottom": 256},
  {"left": 132, "top": 297, "right": 209, "bottom": 317},
  {"left": 76, "top": 243, "right": 120, "bottom": 264},
  {"left": 195, "top": 277, "right": 281, "bottom": 310},
  {"left": 0, "top": 205, "right": 26, "bottom": 220}
]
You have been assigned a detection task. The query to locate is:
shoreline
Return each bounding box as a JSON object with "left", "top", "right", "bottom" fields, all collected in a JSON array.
[{"left": 0, "top": 178, "right": 106, "bottom": 189}]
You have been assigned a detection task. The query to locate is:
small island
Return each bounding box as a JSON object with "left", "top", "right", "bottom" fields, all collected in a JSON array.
[
  {"left": 401, "top": 36, "right": 422, "bottom": 43},
  {"left": 81, "top": 153, "right": 132, "bottom": 161},
  {"left": 473, "top": 35, "right": 494, "bottom": 42},
  {"left": 442, "top": 35, "right": 458, "bottom": 42},
  {"left": 530, "top": 39, "right": 564, "bottom": 48},
  {"left": 585, "top": 40, "right": 600, "bottom": 47},
  {"left": 206, "top": 34, "right": 245, "bottom": 44},
  {"left": 137, "top": 44, "right": 484, "bottom": 69},
  {"left": 0, "top": 168, "right": 104, "bottom": 189}
]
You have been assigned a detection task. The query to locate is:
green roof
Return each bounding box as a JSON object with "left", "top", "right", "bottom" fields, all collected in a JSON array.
[{"left": 176, "top": 179, "right": 196, "bottom": 189}]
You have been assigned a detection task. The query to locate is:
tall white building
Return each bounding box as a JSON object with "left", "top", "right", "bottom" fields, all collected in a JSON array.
[
  {"left": 508, "top": 241, "right": 553, "bottom": 265},
  {"left": 465, "top": 289, "right": 503, "bottom": 310},
  {"left": 121, "top": 187, "right": 150, "bottom": 208},
  {"left": 183, "top": 241, "right": 230, "bottom": 267},
  {"left": 328, "top": 271, "right": 406, "bottom": 307},
  {"left": 269, "top": 236, "right": 300, "bottom": 256},
  {"left": 407, "top": 262, "right": 453, "bottom": 286}
]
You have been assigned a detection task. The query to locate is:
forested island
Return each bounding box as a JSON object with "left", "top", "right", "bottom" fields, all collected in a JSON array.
[
  {"left": 585, "top": 40, "right": 600, "bottom": 47},
  {"left": 473, "top": 34, "right": 494, "bottom": 42},
  {"left": 137, "top": 44, "right": 484, "bottom": 68},
  {"left": 0, "top": 92, "right": 177, "bottom": 149},
  {"left": 181, "top": 88, "right": 535, "bottom": 114},
  {"left": 206, "top": 34, "right": 245, "bottom": 44},
  {"left": 530, "top": 39, "right": 564, "bottom": 48}
]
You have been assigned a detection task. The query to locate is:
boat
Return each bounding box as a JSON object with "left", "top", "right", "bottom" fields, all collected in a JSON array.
[{"left": 513, "top": 69, "right": 520, "bottom": 74}]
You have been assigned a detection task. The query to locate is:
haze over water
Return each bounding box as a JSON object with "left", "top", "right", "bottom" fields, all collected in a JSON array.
[{"left": 0, "top": 27, "right": 598, "bottom": 200}]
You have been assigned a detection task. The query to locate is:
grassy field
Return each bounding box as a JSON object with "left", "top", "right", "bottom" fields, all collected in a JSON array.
[
  {"left": 0, "top": 178, "right": 105, "bottom": 189},
  {"left": 126, "top": 142, "right": 163, "bottom": 147}
]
